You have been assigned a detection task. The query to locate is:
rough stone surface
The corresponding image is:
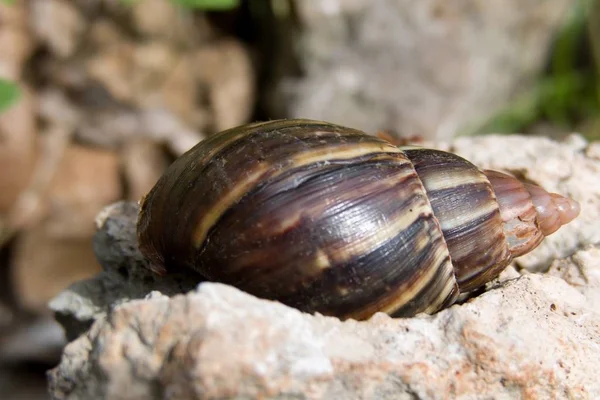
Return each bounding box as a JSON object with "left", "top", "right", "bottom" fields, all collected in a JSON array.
[
  {"left": 31, "top": 0, "right": 85, "bottom": 58},
  {"left": 11, "top": 227, "right": 101, "bottom": 313},
  {"left": 121, "top": 139, "right": 169, "bottom": 201},
  {"left": 273, "top": 0, "right": 572, "bottom": 140},
  {"left": 547, "top": 245, "right": 600, "bottom": 309},
  {"left": 49, "top": 201, "right": 199, "bottom": 340},
  {"left": 0, "top": 86, "right": 37, "bottom": 213},
  {"left": 29, "top": 0, "right": 255, "bottom": 154},
  {"left": 48, "top": 134, "right": 600, "bottom": 399},
  {"left": 48, "top": 275, "right": 600, "bottom": 399}
]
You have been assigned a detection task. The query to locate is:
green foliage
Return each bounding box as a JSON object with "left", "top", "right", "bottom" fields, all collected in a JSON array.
[
  {"left": 0, "top": 0, "right": 16, "bottom": 5},
  {"left": 0, "top": 79, "right": 20, "bottom": 113}
]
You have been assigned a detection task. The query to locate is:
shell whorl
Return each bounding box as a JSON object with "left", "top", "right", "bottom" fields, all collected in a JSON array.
[
  {"left": 483, "top": 170, "right": 580, "bottom": 257},
  {"left": 401, "top": 149, "right": 512, "bottom": 292}
]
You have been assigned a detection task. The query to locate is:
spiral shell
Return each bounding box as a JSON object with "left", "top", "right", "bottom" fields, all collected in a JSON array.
[{"left": 137, "top": 119, "right": 580, "bottom": 320}]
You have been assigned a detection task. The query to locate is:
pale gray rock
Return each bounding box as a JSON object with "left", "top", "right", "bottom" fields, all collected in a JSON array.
[
  {"left": 49, "top": 201, "right": 199, "bottom": 340},
  {"left": 48, "top": 133, "right": 600, "bottom": 399},
  {"left": 273, "top": 0, "right": 572, "bottom": 140},
  {"left": 48, "top": 275, "right": 600, "bottom": 399},
  {"left": 547, "top": 245, "right": 600, "bottom": 309},
  {"left": 30, "top": 0, "right": 85, "bottom": 58}
]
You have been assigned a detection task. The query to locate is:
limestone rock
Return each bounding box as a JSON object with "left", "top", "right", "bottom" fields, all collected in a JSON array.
[
  {"left": 0, "top": 0, "right": 35, "bottom": 79},
  {"left": 48, "top": 133, "right": 600, "bottom": 399},
  {"left": 121, "top": 139, "right": 170, "bottom": 202},
  {"left": 30, "top": 0, "right": 254, "bottom": 152},
  {"left": 8, "top": 143, "right": 121, "bottom": 314},
  {"left": 273, "top": 0, "right": 572, "bottom": 140},
  {"left": 49, "top": 201, "right": 199, "bottom": 339},
  {"left": 44, "top": 144, "right": 122, "bottom": 238},
  {"left": 11, "top": 227, "right": 101, "bottom": 313},
  {"left": 31, "top": 0, "right": 85, "bottom": 58},
  {"left": 195, "top": 39, "right": 256, "bottom": 132},
  {"left": 547, "top": 245, "right": 600, "bottom": 309},
  {"left": 0, "top": 86, "right": 37, "bottom": 213},
  {"left": 48, "top": 275, "right": 600, "bottom": 399}
]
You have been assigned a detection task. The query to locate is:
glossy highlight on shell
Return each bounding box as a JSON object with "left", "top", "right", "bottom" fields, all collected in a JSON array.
[{"left": 137, "top": 119, "right": 580, "bottom": 320}]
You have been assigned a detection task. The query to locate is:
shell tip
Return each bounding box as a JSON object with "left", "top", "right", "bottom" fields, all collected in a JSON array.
[{"left": 550, "top": 193, "right": 580, "bottom": 226}]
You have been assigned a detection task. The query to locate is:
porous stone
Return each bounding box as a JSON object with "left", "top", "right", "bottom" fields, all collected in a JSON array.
[
  {"left": 30, "top": 0, "right": 85, "bottom": 58},
  {"left": 11, "top": 227, "right": 101, "bottom": 314},
  {"left": 121, "top": 139, "right": 169, "bottom": 201},
  {"left": 547, "top": 245, "right": 600, "bottom": 309},
  {"left": 0, "top": 0, "right": 34, "bottom": 79},
  {"left": 0, "top": 86, "right": 37, "bottom": 213},
  {"left": 48, "top": 133, "right": 600, "bottom": 399},
  {"left": 29, "top": 0, "right": 254, "bottom": 153},
  {"left": 49, "top": 201, "right": 199, "bottom": 339},
  {"left": 48, "top": 275, "right": 600, "bottom": 399}
]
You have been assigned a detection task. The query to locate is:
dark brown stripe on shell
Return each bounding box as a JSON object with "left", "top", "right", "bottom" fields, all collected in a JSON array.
[
  {"left": 197, "top": 152, "right": 457, "bottom": 320},
  {"left": 403, "top": 148, "right": 511, "bottom": 292}
]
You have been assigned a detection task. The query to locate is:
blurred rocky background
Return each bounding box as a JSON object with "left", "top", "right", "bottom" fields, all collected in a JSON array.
[{"left": 0, "top": 0, "right": 599, "bottom": 398}]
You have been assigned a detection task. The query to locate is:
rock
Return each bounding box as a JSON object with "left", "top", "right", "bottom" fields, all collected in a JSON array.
[
  {"left": 85, "top": 38, "right": 142, "bottom": 104},
  {"left": 586, "top": 141, "right": 600, "bottom": 160},
  {"left": 0, "top": 1, "right": 34, "bottom": 79},
  {"left": 131, "top": 0, "right": 212, "bottom": 43},
  {"left": 131, "top": 0, "right": 183, "bottom": 39},
  {"left": 0, "top": 86, "right": 37, "bottom": 213},
  {"left": 273, "top": 0, "right": 572, "bottom": 140},
  {"left": 9, "top": 143, "right": 120, "bottom": 314},
  {"left": 10, "top": 227, "right": 101, "bottom": 314},
  {"left": 48, "top": 202, "right": 199, "bottom": 339},
  {"left": 195, "top": 39, "right": 256, "bottom": 132},
  {"left": 48, "top": 133, "right": 600, "bottom": 399},
  {"left": 157, "top": 53, "right": 202, "bottom": 126},
  {"left": 30, "top": 0, "right": 85, "bottom": 58},
  {"left": 120, "top": 140, "right": 169, "bottom": 202},
  {"left": 75, "top": 106, "right": 203, "bottom": 155},
  {"left": 4, "top": 123, "right": 73, "bottom": 234},
  {"left": 38, "top": 88, "right": 82, "bottom": 128},
  {"left": 547, "top": 245, "right": 600, "bottom": 309},
  {"left": 30, "top": 0, "right": 253, "bottom": 151},
  {"left": 43, "top": 144, "right": 122, "bottom": 238},
  {"left": 86, "top": 36, "right": 254, "bottom": 133},
  {"left": 48, "top": 275, "right": 600, "bottom": 399},
  {"left": 0, "top": 3, "right": 37, "bottom": 221}
]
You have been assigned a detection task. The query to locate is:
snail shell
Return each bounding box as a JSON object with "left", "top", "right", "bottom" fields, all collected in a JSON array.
[{"left": 137, "top": 119, "right": 580, "bottom": 320}]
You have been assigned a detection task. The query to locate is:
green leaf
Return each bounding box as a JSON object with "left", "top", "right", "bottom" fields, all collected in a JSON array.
[
  {"left": 173, "top": 0, "right": 240, "bottom": 10},
  {"left": 1, "top": 0, "right": 16, "bottom": 5},
  {"left": 0, "top": 79, "right": 21, "bottom": 112}
]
